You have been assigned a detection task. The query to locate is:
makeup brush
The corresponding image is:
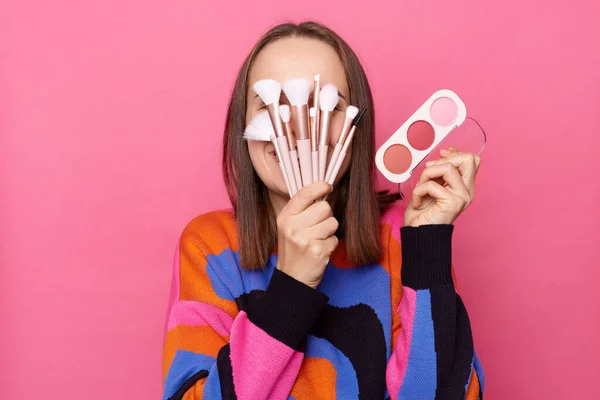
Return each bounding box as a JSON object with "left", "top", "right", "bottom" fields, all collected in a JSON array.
[
  {"left": 279, "top": 105, "right": 303, "bottom": 190},
  {"left": 309, "top": 107, "right": 318, "bottom": 183},
  {"left": 318, "top": 84, "right": 339, "bottom": 181},
  {"left": 242, "top": 111, "right": 273, "bottom": 141},
  {"left": 311, "top": 75, "right": 320, "bottom": 183},
  {"left": 272, "top": 133, "right": 294, "bottom": 197},
  {"left": 243, "top": 111, "right": 294, "bottom": 197},
  {"left": 326, "top": 107, "right": 367, "bottom": 185},
  {"left": 325, "top": 106, "right": 359, "bottom": 182},
  {"left": 320, "top": 107, "right": 367, "bottom": 202},
  {"left": 282, "top": 78, "right": 312, "bottom": 188},
  {"left": 312, "top": 74, "right": 321, "bottom": 146},
  {"left": 253, "top": 79, "right": 298, "bottom": 195}
]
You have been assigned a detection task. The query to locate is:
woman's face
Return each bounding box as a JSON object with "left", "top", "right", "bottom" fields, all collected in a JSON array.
[{"left": 246, "top": 37, "right": 351, "bottom": 200}]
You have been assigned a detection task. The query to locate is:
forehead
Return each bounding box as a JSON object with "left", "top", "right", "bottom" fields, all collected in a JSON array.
[{"left": 249, "top": 37, "right": 348, "bottom": 94}]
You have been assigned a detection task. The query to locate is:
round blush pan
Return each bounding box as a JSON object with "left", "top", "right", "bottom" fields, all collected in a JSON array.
[
  {"left": 430, "top": 97, "right": 458, "bottom": 127},
  {"left": 383, "top": 144, "right": 412, "bottom": 174},
  {"left": 407, "top": 120, "right": 435, "bottom": 151}
]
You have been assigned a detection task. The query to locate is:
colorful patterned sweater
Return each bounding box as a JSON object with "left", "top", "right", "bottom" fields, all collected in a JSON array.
[{"left": 162, "top": 204, "right": 484, "bottom": 399}]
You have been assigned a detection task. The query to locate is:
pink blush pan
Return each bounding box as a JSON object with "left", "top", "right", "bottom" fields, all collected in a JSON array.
[{"left": 430, "top": 97, "right": 458, "bottom": 127}]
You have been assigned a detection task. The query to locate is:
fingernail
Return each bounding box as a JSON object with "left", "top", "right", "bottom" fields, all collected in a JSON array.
[
  {"left": 426, "top": 161, "right": 434, "bottom": 167},
  {"left": 440, "top": 149, "right": 450, "bottom": 156}
]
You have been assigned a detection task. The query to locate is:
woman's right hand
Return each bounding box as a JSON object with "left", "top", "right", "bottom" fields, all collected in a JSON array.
[{"left": 276, "top": 181, "right": 339, "bottom": 289}]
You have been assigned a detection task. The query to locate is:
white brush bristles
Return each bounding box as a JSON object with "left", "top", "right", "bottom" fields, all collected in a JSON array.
[
  {"left": 243, "top": 111, "right": 274, "bottom": 141},
  {"left": 346, "top": 105, "right": 359, "bottom": 120},
  {"left": 319, "top": 84, "right": 339, "bottom": 112},
  {"left": 310, "top": 107, "right": 316, "bottom": 117},
  {"left": 282, "top": 79, "right": 311, "bottom": 106},
  {"left": 252, "top": 79, "right": 282, "bottom": 105},
  {"left": 279, "top": 105, "right": 291, "bottom": 123}
]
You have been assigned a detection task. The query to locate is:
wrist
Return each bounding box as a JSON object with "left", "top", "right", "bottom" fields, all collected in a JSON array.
[
  {"left": 404, "top": 214, "right": 456, "bottom": 227},
  {"left": 277, "top": 262, "right": 322, "bottom": 289}
]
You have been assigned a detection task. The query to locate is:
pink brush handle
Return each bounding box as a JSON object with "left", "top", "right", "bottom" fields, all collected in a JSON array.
[
  {"left": 289, "top": 150, "right": 303, "bottom": 190},
  {"left": 279, "top": 162, "right": 293, "bottom": 197},
  {"left": 296, "top": 139, "right": 312, "bottom": 187},
  {"left": 276, "top": 136, "right": 297, "bottom": 195},
  {"left": 325, "top": 143, "right": 342, "bottom": 183},
  {"left": 311, "top": 151, "right": 319, "bottom": 183},
  {"left": 318, "top": 143, "right": 328, "bottom": 181},
  {"left": 327, "top": 149, "right": 347, "bottom": 185},
  {"left": 321, "top": 149, "right": 347, "bottom": 201}
]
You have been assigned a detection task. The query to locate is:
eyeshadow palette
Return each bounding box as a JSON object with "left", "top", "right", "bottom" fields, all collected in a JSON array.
[{"left": 375, "top": 89, "right": 467, "bottom": 183}]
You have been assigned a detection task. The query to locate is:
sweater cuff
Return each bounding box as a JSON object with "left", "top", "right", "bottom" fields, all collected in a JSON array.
[
  {"left": 400, "top": 224, "right": 454, "bottom": 290},
  {"left": 245, "top": 268, "right": 329, "bottom": 351}
]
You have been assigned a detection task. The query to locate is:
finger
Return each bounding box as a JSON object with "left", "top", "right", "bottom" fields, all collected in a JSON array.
[
  {"left": 322, "top": 235, "right": 339, "bottom": 255},
  {"left": 308, "top": 216, "right": 339, "bottom": 239},
  {"left": 300, "top": 200, "right": 333, "bottom": 227},
  {"left": 419, "top": 163, "right": 470, "bottom": 201},
  {"left": 412, "top": 180, "right": 452, "bottom": 209},
  {"left": 474, "top": 153, "right": 481, "bottom": 171},
  {"left": 431, "top": 151, "right": 480, "bottom": 171},
  {"left": 286, "top": 181, "right": 333, "bottom": 215},
  {"left": 439, "top": 146, "right": 458, "bottom": 157},
  {"left": 425, "top": 153, "right": 479, "bottom": 193}
]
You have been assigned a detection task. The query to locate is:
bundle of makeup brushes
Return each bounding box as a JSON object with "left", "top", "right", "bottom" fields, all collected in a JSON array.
[{"left": 243, "top": 74, "right": 366, "bottom": 198}]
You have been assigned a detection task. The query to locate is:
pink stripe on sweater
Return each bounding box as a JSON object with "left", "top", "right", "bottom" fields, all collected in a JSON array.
[
  {"left": 170, "top": 240, "right": 182, "bottom": 306},
  {"left": 167, "top": 300, "right": 234, "bottom": 337},
  {"left": 164, "top": 239, "right": 182, "bottom": 341},
  {"left": 381, "top": 202, "right": 405, "bottom": 242},
  {"left": 386, "top": 287, "right": 417, "bottom": 399},
  {"left": 229, "top": 311, "right": 303, "bottom": 400}
]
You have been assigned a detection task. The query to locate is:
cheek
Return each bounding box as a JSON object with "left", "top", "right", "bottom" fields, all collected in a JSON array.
[
  {"left": 247, "top": 141, "right": 265, "bottom": 171},
  {"left": 246, "top": 140, "right": 286, "bottom": 193},
  {"left": 246, "top": 107, "right": 258, "bottom": 125}
]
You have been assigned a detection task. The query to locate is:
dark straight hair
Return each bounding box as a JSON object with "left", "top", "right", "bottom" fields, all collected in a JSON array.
[{"left": 222, "top": 21, "right": 399, "bottom": 270}]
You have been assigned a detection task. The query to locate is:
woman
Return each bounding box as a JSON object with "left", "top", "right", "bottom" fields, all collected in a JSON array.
[{"left": 162, "top": 21, "right": 484, "bottom": 400}]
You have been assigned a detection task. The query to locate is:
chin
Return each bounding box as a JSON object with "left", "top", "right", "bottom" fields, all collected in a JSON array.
[
  {"left": 275, "top": 185, "right": 290, "bottom": 198},
  {"left": 269, "top": 182, "right": 290, "bottom": 198}
]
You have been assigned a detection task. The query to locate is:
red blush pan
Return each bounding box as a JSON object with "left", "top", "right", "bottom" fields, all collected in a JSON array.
[{"left": 407, "top": 120, "right": 435, "bottom": 151}]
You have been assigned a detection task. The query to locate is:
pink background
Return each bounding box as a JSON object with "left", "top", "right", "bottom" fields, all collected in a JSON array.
[{"left": 1, "top": 0, "right": 599, "bottom": 398}]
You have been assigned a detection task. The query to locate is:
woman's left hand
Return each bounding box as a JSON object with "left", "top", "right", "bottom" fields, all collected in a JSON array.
[{"left": 404, "top": 147, "right": 481, "bottom": 227}]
